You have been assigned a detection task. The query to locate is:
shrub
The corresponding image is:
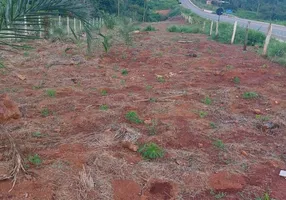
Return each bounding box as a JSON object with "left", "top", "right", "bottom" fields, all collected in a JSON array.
[
  {"left": 121, "top": 69, "right": 128, "bottom": 75},
  {"left": 213, "top": 139, "right": 225, "bottom": 149},
  {"left": 126, "top": 111, "right": 143, "bottom": 124},
  {"left": 46, "top": 89, "right": 56, "bottom": 97},
  {"left": 28, "top": 154, "right": 42, "bottom": 166},
  {"left": 143, "top": 25, "right": 156, "bottom": 31},
  {"left": 242, "top": 92, "right": 259, "bottom": 99},
  {"left": 138, "top": 143, "right": 164, "bottom": 159}
]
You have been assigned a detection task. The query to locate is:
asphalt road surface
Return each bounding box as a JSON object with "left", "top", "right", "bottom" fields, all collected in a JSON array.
[{"left": 180, "top": 0, "right": 286, "bottom": 41}]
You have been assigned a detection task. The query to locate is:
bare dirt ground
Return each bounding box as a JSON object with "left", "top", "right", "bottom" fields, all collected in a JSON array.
[{"left": 0, "top": 18, "right": 286, "bottom": 200}]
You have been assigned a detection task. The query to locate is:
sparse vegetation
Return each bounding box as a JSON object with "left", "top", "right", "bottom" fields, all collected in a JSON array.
[
  {"left": 203, "top": 96, "right": 212, "bottom": 105},
  {"left": 138, "top": 143, "right": 164, "bottom": 159},
  {"left": 101, "top": 89, "right": 108, "bottom": 96},
  {"left": 41, "top": 108, "right": 50, "bottom": 117},
  {"left": 243, "top": 92, "right": 259, "bottom": 99},
  {"left": 233, "top": 76, "right": 240, "bottom": 84},
  {"left": 213, "top": 139, "right": 225, "bottom": 150},
  {"left": 126, "top": 111, "right": 143, "bottom": 124},
  {"left": 99, "top": 104, "right": 109, "bottom": 111},
  {"left": 143, "top": 25, "right": 156, "bottom": 31},
  {"left": 121, "top": 69, "right": 128, "bottom": 75},
  {"left": 199, "top": 111, "right": 208, "bottom": 118},
  {"left": 46, "top": 89, "right": 56, "bottom": 97},
  {"left": 147, "top": 119, "right": 158, "bottom": 135},
  {"left": 157, "top": 76, "right": 165, "bottom": 83},
  {"left": 28, "top": 154, "right": 42, "bottom": 166},
  {"left": 32, "top": 132, "right": 43, "bottom": 138},
  {"left": 210, "top": 122, "right": 217, "bottom": 129}
]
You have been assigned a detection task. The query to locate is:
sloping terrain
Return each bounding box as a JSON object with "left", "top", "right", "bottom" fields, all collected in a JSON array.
[{"left": 0, "top": 18, "right": 286, "bottom": 200}]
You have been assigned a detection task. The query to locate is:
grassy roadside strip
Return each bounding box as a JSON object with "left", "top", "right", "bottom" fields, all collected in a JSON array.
[{"left": 167, "top": 7, "right": 286, "bottom": 66}]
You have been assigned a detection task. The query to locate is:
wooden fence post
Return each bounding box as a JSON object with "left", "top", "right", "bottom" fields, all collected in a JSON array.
[
  {"left": 210, "top": 21, "right": 213, "bottom": 36},
  {"left": 58, "top": 15, "right": 61, "bottom": 27},
  {"left": 202, "top": 21, "right": 206, "bottom": 33},
  {"left": 231, "top": 21, "right": 238, "bottom": 44},
  {"left": 263, "top": 23, "right": 273, "bottom": 56},
  {"left": 243, "top": 21, "right": 251, "bottom": 51},
  {"left": 67, "top": 16, "right": 70, "bottom": 35},
  {"left": 38, "top": 16, "right": 42, "bottom": 38},
  {"left": 215, "top": 21, "right": 219, "bottom": 36},
  {"left": 24, "top": 16, "right": 27, "bottom": 35},
  {"left": 74, "top": 18, "right": 77, "bottom": 33}
]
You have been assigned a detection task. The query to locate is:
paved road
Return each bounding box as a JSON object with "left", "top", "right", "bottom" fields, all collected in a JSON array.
[{"left": 180, "top": 0, "right": 286, "bottom": 41}]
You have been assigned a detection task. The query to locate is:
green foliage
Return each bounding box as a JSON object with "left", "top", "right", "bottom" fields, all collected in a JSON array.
[
  {"left": 118, "top": 18, "right": 136, "bottom": 46},
  {"left": 99, "top": 33, "right": 112, "bottom": 53},
  {"left": 255, "top": 115, "right": 270, "bottom": 122},
  {"left": 100, "top": 89, "right": 108, "bottom": 96},
  {"left": 143, "top": 25, "right": 156, "bottom": 31},
  {"left": 121, "top": 69, "right": 129, "bottom": 75},
  {"left": 0, "top": 61, "right": 5, "bottom": 69},
  {"left": 167, "top": 25, "right": 202, "bottom": 34},
  {"left": 126, "top": 111, "right": 143, "bottom": 124},
  {"left": 233, "top": 76, "right": 240, "bottom": 84},
  {"left": 28, "top": 154, "right": 42, "bottom": 166},
  {"left": 46, "top": 89, "right": 56, "bottom": 97},
  {"left": 32, "top": 132, "right": 43, "bottom": 138},
  {"left": 103, "top": 14, "right": 116, "bottom": 29},
  {"left": 213, "top": 139, "right": 225, "bottom": 149},
  {"left": 210, "top": 122, "right": 217, "bottom": 129},
  {"left": 203, "top": 96, "right": 212, "bottom": 105},
  {"left": 0, "top": 0, "right": 92, "bottom": 52},
  {"left": 99, "top": 104, "right": 109, "bottom": 111},
  {"left": 138, "top": 143, "right": 164, "bottom": 159},
  {"left": 199, "top": 111, "right": 208, "bottom": 118},
  {"left": 242, "top": 92, "right": 259, "bottom": 99},
  {"left": 255, "top": 192, "right": 275, "bottom": 200},
  {"left": 41, "top": 108, "right": 50, "bottom": 117},
  {"left": 157, "top": 76, "right": 165, "bottom": 83}
]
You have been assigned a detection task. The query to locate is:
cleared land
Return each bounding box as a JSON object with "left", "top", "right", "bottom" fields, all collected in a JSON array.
[{"left": 0, "top": 18, "right": 286, "bottom": 200}]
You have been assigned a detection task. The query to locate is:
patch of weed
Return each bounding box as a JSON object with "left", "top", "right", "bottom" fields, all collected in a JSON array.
[
  {"left": 210, "top": 122, "right": 217, "bottom": 129},
  {"left": 32, "top": 132, "right": 42, "bottom": 138},
  {"left": 243, "top": 92, "right": 259, "bottom": 99},
  {"left": 149, "top": 97, "right": 157, "bottom": 103},
  {"left": 233, "top": 76, "right": 240, "bottom": 84},
  {"left": 46, "top": 89, "right": 56, "bottom": 97},
  {"left": 121, "top": 69, "right": 128, "bottom": 75},
  {"left": 28, "top": 154, "right": 42, "bottom": 166},
  {"left": 255, "top": 115, "right": 270, "bottom": 121},
  {"left": 203, "top": 96, "right": 212, "bottom": 105},
  {"left": 199, "top": 111, "right": 208, "bottom": 118},
  {"left": 157, "top": 76, "right": 165, "bottom": 83},
  {"left": 41, "top": 108, "right": 50, "bottom": 117},
  {"left": 126, "top": 111, "right": 143, "bottom": 124},
  {"left": 213, "top": 139, "right": 225, "bottom": 150},
  {"left": 101, "top": 89, "right": 108, "bottom": 96},
  {"left": 146, "top": 85, "right": 153, "bottom": 91},
  {"left": 210, "top": 189, "right": 226, "bottom": 199},
  {"left": 143, "top": 25, "right": 156, "bottom": 31},
  {"left": 138, "top": 143, "right": 164, "bottom": 159},
  {"left": 99, "top": 104, "right": 109, "bottom": 111}
]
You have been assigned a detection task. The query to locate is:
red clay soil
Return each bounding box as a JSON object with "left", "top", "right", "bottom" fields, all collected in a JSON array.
[{"left": 0, "top": 18, "right": 286, "bottom": 200}]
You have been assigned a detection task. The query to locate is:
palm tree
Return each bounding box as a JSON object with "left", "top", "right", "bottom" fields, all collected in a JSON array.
[{"left": 0, "top": 0, "right": 93, "bottom": 52}]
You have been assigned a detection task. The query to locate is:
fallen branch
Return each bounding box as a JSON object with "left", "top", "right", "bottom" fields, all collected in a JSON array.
[{"left": 0, "top": 126, "right": 26, "bottom": 192}]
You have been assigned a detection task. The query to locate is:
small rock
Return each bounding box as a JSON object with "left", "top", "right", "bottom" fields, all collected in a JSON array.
[
  {"left": 253, "top": 109, "right": 262, "bottom": 114},
  {"left": 261, "top": 122, "right": 279, "bottom": 131},
  {"left": 241, "top": 150, "right": 248, "bottom": 157},
  {"left": 0, "top": 94, "right": 21, "bottom": 123},
  {"left": 274, "top": 101, "right": 279, "bottom": 105},
  {"left": 122, "top": 141, "right": 138, "bottom": 152},
  {"left": 144, "top": 119, "right": 152, "bottom": 125},
  {"left": 15, "top": 73, "right": 26, "bottom": 81},
  {"left": 198, "top": 143, "right": 203, "bottom": 148}
]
